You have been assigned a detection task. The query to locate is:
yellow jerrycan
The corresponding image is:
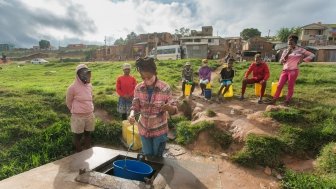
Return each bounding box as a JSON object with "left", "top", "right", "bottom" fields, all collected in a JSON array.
[
  {"left": 223, "top": 85, "right": 234, "bottom": 97},
  {"left": 126, "top": 125, "right": 142, "bottom": 150},
  {"left": 255, "top": 83, "right": 262, "bottom": 96},
  {"left": 271, "top": 82, "right": 283, "bottom": 97},
  {"left": 184, "top": 83, "right": 192, "bottom": 96},
  {"left": 122, "top": 120, "right": 131, "bottom": 142}
]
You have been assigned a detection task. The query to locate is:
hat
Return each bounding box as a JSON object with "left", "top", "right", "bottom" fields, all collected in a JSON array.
[
  {"left": 123, "top": 63, "right": 131, "bottom": 70},
  {"left": 202, "top": 59, "right": 208, "bottom": 63},
  {"left": 185, "top": 62, "right": 191, "bottom": 66},
  {"left": 76, "top": 64, "right": 90, "bottom": 73}
]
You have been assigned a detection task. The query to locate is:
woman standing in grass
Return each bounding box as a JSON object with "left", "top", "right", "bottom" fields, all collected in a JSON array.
[
  {"left": 270, "top": 35, "right": 315, "bottom": 106},
  {"left": 66, "top": 64, "right": 95, "bottom": 152},
  {"left": 128, "top": 57, "right": 177, "bottom": 158},
  {"left": 116, "top": 63, "right": 137, "bottom": 120}
]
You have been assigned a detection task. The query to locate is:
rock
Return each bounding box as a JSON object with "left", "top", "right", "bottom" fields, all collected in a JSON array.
[
  {"left": 220, "top": 153, "right": 229, "bottom": 159},
  {"left": 264, "top": 166, "right": 272, "bottom": 176},
  {"left": 208, "top": 156, "right": 214, "bottom": 161}
]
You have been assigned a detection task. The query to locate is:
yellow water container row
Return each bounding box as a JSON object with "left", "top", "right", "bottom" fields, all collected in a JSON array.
[
  {"left": 271, "top": 82, "right": 283, "bottom": 97},
  {"left": 222, "top": 85, "right": 234, "bottom": 97},
  {"left": 184, "top": 83, "right": 192, "bottom": 96},
  {"left": 126, "top": 125, "right": 142, "bottom": 150},
  {"left": 255, "top": 82, "right": 283, "bottom": 97}
]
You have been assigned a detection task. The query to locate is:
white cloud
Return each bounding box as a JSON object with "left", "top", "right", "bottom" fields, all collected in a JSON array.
[{"left": 1, "top": 0, "right": 336, "bottom": 47}]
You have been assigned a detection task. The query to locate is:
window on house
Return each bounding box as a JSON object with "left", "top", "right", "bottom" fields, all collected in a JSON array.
[
  {"left": 208, "top": 39, "right": 213, "bottom": 43},
  {"left": 304, "top": 30, "right": 309, "bottom": 35},
  {"left": 194, "top": 39, "right": 201, "bottom": 42}
]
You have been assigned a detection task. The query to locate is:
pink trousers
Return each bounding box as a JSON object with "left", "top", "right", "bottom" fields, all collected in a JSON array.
[{"left": 273, "top": 69, "right": 299, "bottom": 102}]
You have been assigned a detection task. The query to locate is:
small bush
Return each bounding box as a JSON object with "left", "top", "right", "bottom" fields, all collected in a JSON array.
[
  {"left": 281, "top": 170, "right": 336, "bottom": 189},
  {"left": 232, "top": 134, "right": 283, "bottom": 168},
  {"left": 176, "top": 121, "right": 214, "bottom": 145},
  {"left": 267, "top": 108, "right": 304, "bottom": 124},
  {"left": 209, "top": 128, "right": 232, "bottom": 149},
  {"left": 94, "top": 120, "right": 122, "bottom": 146},
  {"left": 316, "top": 142, "right": 336, "bottom": 174},
  {"left": 205, "top": 109, "right": 217, "bottom": 117},
  {"left": 168, "top": 115, "right": 188, "bottom": 129}
]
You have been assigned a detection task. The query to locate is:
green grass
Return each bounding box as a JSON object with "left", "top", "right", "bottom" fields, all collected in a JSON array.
[
  {"left": 316, "top": 142, "right": 336, "bottom": 174},
  {"left": 0, "top": 60, "right": 336, "bottom": 183}
]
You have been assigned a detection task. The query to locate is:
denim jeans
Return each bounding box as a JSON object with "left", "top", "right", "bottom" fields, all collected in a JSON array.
[{"left": 140, "top": 133, "right": 167, "bottom": 157}]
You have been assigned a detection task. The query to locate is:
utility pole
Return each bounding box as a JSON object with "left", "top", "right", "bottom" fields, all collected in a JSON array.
[
  {"left": 154, "top": 32, "right": 158, "bottom": 60},
  {"left": 104, "top": 36, "right": 107, "bottom": 60},
  {"left": 268, "top": 29, "right": 270, "bottom": 39}
]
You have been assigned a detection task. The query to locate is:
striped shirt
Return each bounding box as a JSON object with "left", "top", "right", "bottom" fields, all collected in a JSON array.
[
  {"left": 280, "top": 46, "right": 315, "bottom": 70},
  {"left": 131, "top": 78, "right": 177, "bottom": 137}
]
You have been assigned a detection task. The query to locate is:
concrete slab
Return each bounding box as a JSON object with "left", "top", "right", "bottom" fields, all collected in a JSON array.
[{"left": 0, "top": 147, "right": 221, "bottom": 189}]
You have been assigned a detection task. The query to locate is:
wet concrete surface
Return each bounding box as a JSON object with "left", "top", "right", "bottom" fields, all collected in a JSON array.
[{"left": 0, "top": 147, "right": 221, "bottom": 189}]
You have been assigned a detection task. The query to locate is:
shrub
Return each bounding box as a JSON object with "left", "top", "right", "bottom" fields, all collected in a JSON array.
[
  {"left": 281, "top": 170, "right": 336, "bottom": 189},
  {"left": 176, "top": 121, "right": 214, "bottom": 145},
  {"left": 267, "top": 108, "right": 304, "bottom": 124},
  {"left": 93, "top": 120, "right": 122, "bottom": 146},
  {"left": 205, "top": 109, "right": 217, "bottom": 117},
  {"left": 316, "top": 142, "right": 336, "bottom": 174},
  {"left": 232, "top": 134, "right": 283, "bottom": 168},
  {"left": 168, "top": 115, "right": 188, "bottom": 129},
  {"left": 209, "top": 128, "right": 232, "bottom": 149}
]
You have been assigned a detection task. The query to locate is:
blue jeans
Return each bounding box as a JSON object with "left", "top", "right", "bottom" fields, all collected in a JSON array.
[{"left": 140, "top": 134, "right": 167, "bottom": 157}]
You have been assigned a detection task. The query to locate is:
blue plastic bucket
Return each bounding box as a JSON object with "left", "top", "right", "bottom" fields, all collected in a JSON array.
[
  {"left": 204, "top": 89, "right": 212, "bottom": 99},
  {"left": 113, "top": 160, "right": 153, "bottom": 182}
]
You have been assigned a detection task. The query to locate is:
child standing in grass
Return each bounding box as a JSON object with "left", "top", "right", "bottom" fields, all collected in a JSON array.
[
  {"left": 128, "top": 57, "right": 177, "bottom": 158},
  {"left": 217, "top": 58, "right": 235, "bottom": 102},
  {"left": 66, "top": 64, "right": 95, "bottom": 152},
  {"left": 116, "top": 63, "right": 137, "bottom": 120}
]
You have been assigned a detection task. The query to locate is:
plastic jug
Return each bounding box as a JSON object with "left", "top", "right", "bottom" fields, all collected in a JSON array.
[
  {"left": 206, "top": 83, "right": 212, "bottom": 89},
  {"left": 184, "top": 83, "right": 192, "bottom": 96},
  {"left": 204, "top": 89, "right": 212, "bottom": 99},
  {"left": 122, "top": 120, "right": 131, "bottom": 141},
  {"left": 223, "top": 85, "right": 234, "bottom": 97},
  {"left": 271, "top": 82, "right": 283, "bottom": 97},
  {"left": 255, "top": 83, "right": 262, "bottom": 96},
  {"left": 126, "top": 125, "right": 142, "bottom": 150}
]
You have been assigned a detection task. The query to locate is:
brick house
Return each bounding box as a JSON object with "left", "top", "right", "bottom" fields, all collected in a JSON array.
[
  {"left": 300, "top": 22, "right": 336, "bottom": 46},
  {"left": 242, "top": 36, "right": 274, "bottom": 60}
]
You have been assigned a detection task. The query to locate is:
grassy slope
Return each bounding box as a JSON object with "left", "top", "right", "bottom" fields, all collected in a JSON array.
[{"left": 0, "top": 60, "right": 335, "bottom": 185}]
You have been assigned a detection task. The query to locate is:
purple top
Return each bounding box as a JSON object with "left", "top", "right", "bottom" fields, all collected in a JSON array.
[{"left": 198, "top": 66, "right": 212, "bottom": 81}]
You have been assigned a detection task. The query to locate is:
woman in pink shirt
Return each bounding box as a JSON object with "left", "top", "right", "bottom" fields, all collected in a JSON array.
[
  {"left": 270, "top": 35, "right": 315, "bottom": 105},
  {"left": 116, "top": 63, "right": 137, "bottom": 120},
  {"left": 128, "top": 57, "right": 177, "bottom": 158},
  {"left": 66, "top": 64, "right": 94, "bottom": 152}
]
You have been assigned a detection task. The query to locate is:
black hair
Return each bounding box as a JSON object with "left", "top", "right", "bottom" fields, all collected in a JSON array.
[
  {"left": 135, "top": 57, "right": 157, "bottom": 74},
  {"left": 228, "top": 58, "right": 235, "bottom": 63},
  {"left": 288, "top": 34, "right": 299, "bottom": 44}
]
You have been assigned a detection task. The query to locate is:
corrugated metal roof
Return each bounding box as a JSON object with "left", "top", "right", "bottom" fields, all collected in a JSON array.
[{"left": 306, "top": 45, "right": 336, "bottom": 50}]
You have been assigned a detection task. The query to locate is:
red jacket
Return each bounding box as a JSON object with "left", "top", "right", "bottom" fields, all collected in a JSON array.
[
  {"left": 116, "top": 75, "right": 137, "bottom": 97},
  {"left": 244, "top": 62, "right": 270, "bottom": 81}
]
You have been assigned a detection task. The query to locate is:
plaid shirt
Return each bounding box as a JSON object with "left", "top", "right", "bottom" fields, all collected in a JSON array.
[
  {"left": 131, "top": 78, "right": 177, "bottom": 137},
  {"left": 280, "top": 46, "right": 315, "bottom": 70}
]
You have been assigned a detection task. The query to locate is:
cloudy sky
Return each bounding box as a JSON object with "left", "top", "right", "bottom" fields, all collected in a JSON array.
[{"left": 0, "top": 0, "right": 335, "bottom": 48}]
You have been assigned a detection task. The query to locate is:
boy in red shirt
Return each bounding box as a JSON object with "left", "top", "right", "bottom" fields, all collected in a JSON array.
[
  {"left": 240, "top": 54, "right": 270, "bottom": 104},
  {"left": 116, "top": 63, "right": 137, "bottom": 120}
]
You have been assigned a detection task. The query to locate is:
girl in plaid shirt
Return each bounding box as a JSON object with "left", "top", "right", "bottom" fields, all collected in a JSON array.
[{"left": 129, "top": 57, "right": 178, "bottom": 157}]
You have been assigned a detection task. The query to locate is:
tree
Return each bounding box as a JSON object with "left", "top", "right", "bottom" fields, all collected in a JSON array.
[
  {"left": 174, "top": 27, "right": 190, "bottom": 37},
  {"left": 126, "top": 32, "right": 137, "bottom": 43},
  {"left": 39, "top": 40, "right": 50, "bottom": 49},
  {"left": 114, "top": 37, "right": 126, "bottom": 45},
  {"left": 276, "top": 27, "right": 302, "bottom": 42},
  {"left": 240, "top": 28, "right": 261, "bottom": 40}
]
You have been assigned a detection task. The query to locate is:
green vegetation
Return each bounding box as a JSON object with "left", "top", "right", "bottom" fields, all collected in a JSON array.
[
  {"left": 176, "top": 121, "right": 215, "bottom": 145},
  {"left": 205, "top": 109, "right": 217, "bottom": 117},
  {"left": 0, "top": 59, "right": 336, "bottom": 186},
  {"left": 316, "top": 142, "right": 336, "bottom": 174},
  {"left": 209, "top": 128, "right": 232, "bottom": 149},
  {"left": 232, "top": 134, "right": 283, "bottom": 168}
]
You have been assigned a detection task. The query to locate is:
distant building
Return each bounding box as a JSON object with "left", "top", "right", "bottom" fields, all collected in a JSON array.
[
  {"left": 242, "top": 36, "right": 274, "bottom": 60},
  {"left": 0, "top": 43, "right": 14, "bottom": 52},
  {"left": 190, "top": 26, "right": 213, "bottom": 37},
  {"left": 66, "top": 44, "right": 87, "bottom": 50},
  {"left": 300, "top": 22, "right": 336, "bottom": 46},
  {"left": 305, "top": 45, "right": 336, "bottom": 62}
]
